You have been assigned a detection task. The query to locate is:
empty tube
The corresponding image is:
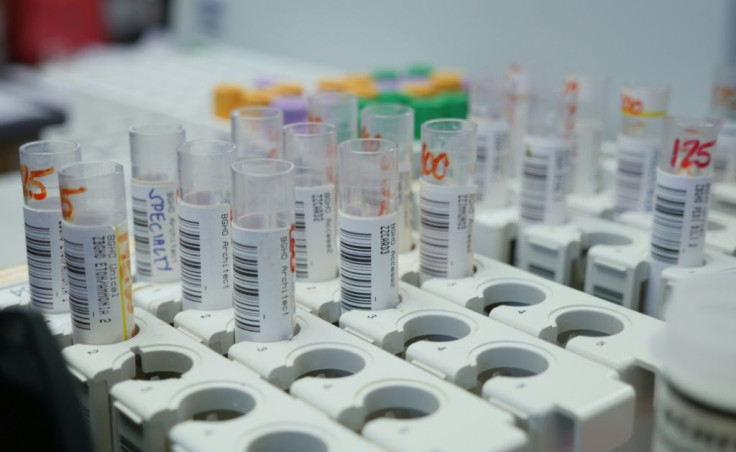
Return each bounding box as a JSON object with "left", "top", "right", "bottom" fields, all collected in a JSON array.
[
  {"left": 419, "top": 119, "right": 477, "bottom": 281},
  {"left": 468, "top": 76, "right": 511, "bottom": 209},
  {"left": 361, "top": 104, "right": 415, "bottom": 252},
  {"left": 614, "top": 84, "right": 670, "bottom": 213},
  {"left": 711, "top": 65, "right": 736, "bottom": 182},
  {"left": 19, "top": 140, "right": 81, "bottom": 313},
  {"left": 231, "top": 107, "right": 283, "bottom": 160},
  {"left": 283, "top": 123, "right": 338, "bottom": 282},
  {"left": 645, "top": 117, "right": 717, "bottom": 317},
  {"left": 59, "top": 161, "right": 135, "bottom": 344},
  {"left": 339, "top": 138, "right": 399, "bottom": 311},
  {"left": 519, "top": 89, "right": 573, "bottom": 226},
  {"left": 129, "top": 124, "right": 185, "bottom": 283},
  {"left": 177, "top": 140, "right": 234, "bottom": 310},
  {"left": 565, "top": 74, "right": 608, "bottom": 194},
  {"left": 308, "top": 92, "right": 358, "bottom": 144},
  {"left": 231, "top": 159, "right": 296, "bottom": 342},
  {"left": 505, "top": 64, "right": 538, "bottom": 180}
]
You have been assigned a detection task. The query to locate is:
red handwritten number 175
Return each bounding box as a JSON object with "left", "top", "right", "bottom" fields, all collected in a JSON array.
[{"left": 670, "top": 138, "right": 714, "bottom": 170}]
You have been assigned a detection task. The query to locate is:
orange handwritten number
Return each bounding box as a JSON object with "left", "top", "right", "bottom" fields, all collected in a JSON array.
[
  {"left": 60, "top": 187, "right": 87, "bottom": 219},
  {"left": 20, "top": 165, "right": 54, "bottom": 201},
  {"left": 421, "top": 142, "right": 449, "bottom": 180},
  {"left": 289, "top": 223, "right": 296, "bottom": 273}
]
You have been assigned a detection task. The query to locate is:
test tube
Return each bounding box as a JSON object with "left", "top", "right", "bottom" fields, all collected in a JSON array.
[
  {"left": 710, "top": 66, "right": 736, "bottom": 182},
  {"left": 653, "top": 272, "right": 736, "bottom": 450},
  {"left": 231, "top": 159, "right": 296, "bottom": 342},
  {"left": 505, "top": 64, "right": 538, "bottom": 180},
  {"left": 468, "top": 76, "right": 511, "bottom": 209},
  {"left": 307, "top": 92, "right": 358, "bottom": 144},
  {"left": 129, "top": 124, "right": 185, "bottom": 283},
  {"left": 19, "top": 141, "right": 81, "bottom": 313},
  {"left": 565, "top": 74, "right": 609, "bottom": 194},
  {"left": 231, "top": 107, "right": 283, "bottom": 160},
  {"left": 361, "top": 104, "right": 415, "bottom": 252},
  {"left": 518, "top": 89, "right": 573, "bottom": 226},
  {"left": 177, "top": 140, "right": 235, "bottom": 311},
  {"left": 645, "top": 117, "right": 717, "bottom": 317},
  {"left": 283, "top": 122, "right": 338, "bottom": 282},
  {"left": 338, "top": 139, "right": 399, "bottom": 311},
  {"left": 419, "top": 119, "right": 477, "bottom": 281},
  {"left": 614, "top": 84, "right": 670, "bottom": 213},
  {"left": 59, "top": 161, "right": 135, "bottom": 345}
]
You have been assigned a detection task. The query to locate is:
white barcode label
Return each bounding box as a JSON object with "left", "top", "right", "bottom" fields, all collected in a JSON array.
[
  {"left": 63, "top": 222, "right": 135, "bottom": 344},
  {"left": 650, "top": 170, "right": 711, "bottom": 266},
  {"left": 419, "top": 182, "right": 476, "bottom": 279},
  {"left": 473, "top": 117, "right": 510, "bottom": 208},
  {"left": 520, "top": 137, "right": 570, "bottom": 225},
  {"left": 131, "top": 182, "right": 179, "bottom": 283},
  {"left": 178, "top": 202, "right": 232, "bottom": 310},
  {"left": 23, "top": 206, "right": 68, "bottom": 312},
  {"left": 294, "top": 184, "right": 337, "bottom": 282},
  {"left": 232, "top": 225, "right": 295, "bottom": 342},
  {"left": 339, "top": 213, "right": 398, "bottom": 311},
  {"left": 397, "top": 163, "right": 413, "bottom": 253},
  {"left": 614, "top": 136, "right": 659, "bottom": 212},
  {"left": 571, "top": 121, "right": 602, "bottom": 194}
]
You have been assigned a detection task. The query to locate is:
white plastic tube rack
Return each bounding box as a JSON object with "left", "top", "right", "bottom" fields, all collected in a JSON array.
[
  {"left": 567, "top": 191, "right": 615, "bottom": 220},
  {"left": 295, "top": 280, "right": 342, "bottom": 324},
  {"left": 517, "top": 216, "right": 651, "bottom": 311},
  {"left": 474, "top": 206, "right": 519, "bottom": 264},
  {"left": 132, "top": 281, "right": 183, "bottom": 324},
  {"left": 420, "top": 255, "right": 664, "bottom": 450},
  {"left": 227, "top": 306, "right": 529, "bottom": 452},
  {"left": 657, "top": 251, "right": 736, "bottom": 315},
  {"left": 712, "top": 181, "right": 736, "bottom": 216},
  {"left": 174, "top": 306, "right": 235, "bottom": 355},
  {"left": 340, "top": 282, "right": 636, "bottom": 451},
  {"left": 618, "top": 210, "right": 736, "bottom": 258},
  {"left": 63, "top": 309, "right": 378, "bottom": 452}
]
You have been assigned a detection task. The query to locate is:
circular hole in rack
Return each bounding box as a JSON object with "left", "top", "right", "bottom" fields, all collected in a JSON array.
[
  {"left": 475, "top": 346, "right": 549, "bottom": 390},
  {"left": 708, "top": 220, "right": 726, "bottom": 232},
  {"left": 481, "top": 282, "right": 547, "bottom": 314},
  {"left": 553, "top": 309, "right": 625, "bottom": 347},
  {"left": 248, "top": 431, "right": 328, "bottom": 452},
  {"left": 294, "top": 347, "right": 366, "bottom": 380},
  {"left": 179, "top": 387, "right": 256, "bottom": 422},
  {"left": 362, "top": 385, "right": 440, "bottom": 428},
  {"left": 132, "top": 349, "right": 194, "bottom": 381},
  {"left": 402, "top": 314, "right": 472, "bottom": 348}
]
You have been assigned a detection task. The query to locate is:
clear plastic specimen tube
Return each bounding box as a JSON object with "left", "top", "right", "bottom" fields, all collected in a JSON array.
[
  {"left": 129, "top": 124, "right": 185, "bottom": 283},
  {"left": 711, "top": 66, "right": 736, "bottom": 182},
  {"left": 505, "top": 64, "right": 538, "bottom": 179},
  {"left": 338, "top": 138, "right": 399, "bottom": 311},
  {"left": 645, "top": 117, "right": 718, "bottom": 316},
  {"left": 419, "top": 119, "right": 477, "bottom": 281},
  {"left": 283, "top": 122, "right": 338, "bottom": 282},
  {"left": 231, "top": 158, "right": 296, "bottom": 342},
  {"left": 614, "top": 85, "right": 670, "bottom": 213},
  {"left": 308, "top": 91, "right": 358, "bottom": 144},
  {"left": 468, "top": 76, "right": 511, "bottom": 209},
  {"left": 231, "top": 107, "right": 284, "bottom": 160},
  {"left": 59, "top": 161, "right": 135, "bottom": 344},
  {"left": 19, "top": 140, "right": 81, "bottom": 313},
  {"left": 361, "top": 104, "right": 415, "bottom": 252},
  {"left": 565, "top": 74, "right": 608, "bottom": 194},
  {"left": 177, "top": 140, "right": 235, "bottom": 311}
]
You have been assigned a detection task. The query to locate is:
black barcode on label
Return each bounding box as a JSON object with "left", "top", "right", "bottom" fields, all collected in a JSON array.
[
  {"left": 476, "top": 137, "right": 489, "bottom": 200},
  {"left": 179, "top": 216, "right": 202, "bottom": 303},
  {"left": 24, "top": 223, "right": 54, "bottom": 308},
  {"left": 340, "top": 228, "right": 372, "bottom": 310},
  {"left": 520, "top": 154, "right": 549, "bottom": 222},
  {"left": 131, "top": 196, "right": 151, "bottom": 278},
  {"left": 650, "top": 184, "right": 686, "bottom": 264},
  {"left": 615, "top": 151, "right": 645, "bottom": 211},
  {"left": 233, "top": 241, "right": 260, "bottom": 332},
  {"left": 64, "top": 238, "right": 91, "bottom": 330},
  {"left": 419, "top": 196, "right": 450, "bottom": 277},
  {"left": 294, "top": 200, "right": 308, "bottom": 279}
]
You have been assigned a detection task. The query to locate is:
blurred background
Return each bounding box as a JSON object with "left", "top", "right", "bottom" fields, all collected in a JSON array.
[{"left": 0, "top": 0, "right": 733, "bottom": 267}]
